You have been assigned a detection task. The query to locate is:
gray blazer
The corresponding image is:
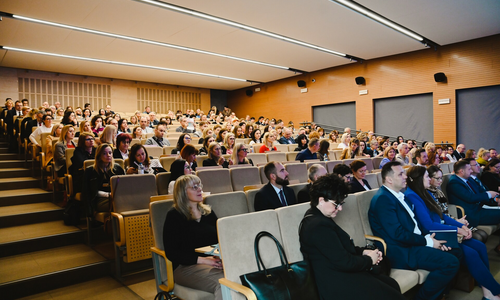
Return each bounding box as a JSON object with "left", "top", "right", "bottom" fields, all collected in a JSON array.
[{"left": 54, "top": 141, "right": 76, "bottom": 172}]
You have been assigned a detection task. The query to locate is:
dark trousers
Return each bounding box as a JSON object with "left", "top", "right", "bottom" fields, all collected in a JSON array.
[{"left": 410, "top": 246, "right": 463, "bottom": 300}]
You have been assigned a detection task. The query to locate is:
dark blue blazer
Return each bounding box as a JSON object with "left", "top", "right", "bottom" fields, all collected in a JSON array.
[
  {"left": 446, "top": 175, "right": 489, "bottom": 227},
  {"left": 278, "top": 136, "right": 295, "bottom": 144},
  {"left": 369, "top": 186, "right": 428, "bottom": 269},
  {"left": 405, "top": 187, "right": 462, "bottom": 231}
]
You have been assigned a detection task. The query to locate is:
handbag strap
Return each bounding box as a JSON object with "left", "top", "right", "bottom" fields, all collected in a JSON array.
[{"left": 254, "top": 231, "right": 290, "bottom": 275}]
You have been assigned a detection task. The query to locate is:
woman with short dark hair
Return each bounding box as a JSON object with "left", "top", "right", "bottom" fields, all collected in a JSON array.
[
  {"left": 113, "top": 133, "right": 132, "bottom": 159},
  {"left": 299, "top": 173, "right": 404, "bottom": 300},
  {"left": 349, "top": 160, "right": 371, "bottom": 193}
]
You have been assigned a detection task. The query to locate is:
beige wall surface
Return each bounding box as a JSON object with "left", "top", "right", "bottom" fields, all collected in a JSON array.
[
  {"left": 0, "top": 67, "right": 211, "bottom": 114},
  {"left": 227, "top": 35, "right": 500, "bottom": 145}
]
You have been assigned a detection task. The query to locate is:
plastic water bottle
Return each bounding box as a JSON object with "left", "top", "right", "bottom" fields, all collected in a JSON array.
[
  {"left": 138, "top": 163, "right": 145, "bottom": 174},
  {"left": 323, "top": 153, "right": 329, "bottom": 161}
]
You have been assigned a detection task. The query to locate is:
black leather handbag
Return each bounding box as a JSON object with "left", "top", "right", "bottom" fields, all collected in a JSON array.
[{"left": 240, "top": 231, "right": 319, "bottom": 300}]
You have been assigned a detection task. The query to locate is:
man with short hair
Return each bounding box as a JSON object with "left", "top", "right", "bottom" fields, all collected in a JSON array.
[
  {"left": 297, "top": 164, "right": 327, "bottom": 203},
  {"left": 255, "top": 116, "right": 265, "bottom": 125},
  {"left": 149, "top": 112, "right": 159, "bottom": 127},
  {"left": 452, "top": 144, "right": 466, "bottom": 161},
  {"left": 344, "top": 127, "right": 351, "bottom": 135},
  {"left": 22, "top": 99, "right": 29, "bottom": 107},
  {"left": 406, "top": 140, "right": 414, "bottom": 149},
  {"left": 369, "top": 161, "right": 462, "bottom": 300},
  {"left": 145, "top": 122, "right": 170, "bottom": 147},
  {"left": 447, "top": 160, "right": 500, "bottom": 229},
  {"left": 109, "top": 118, "right": 118, "bottom": 128},
  {"left": 139, "top": 116, "right": 154, "bottom": 134},
  {"left": 254, "top": 162, "right": 297, "bottom": 211},
  {"left": 295, "top": 138, "right": 320, "bottom": 162},
  {"left": 175, "top": 116, "right": 194, "bottom": 133},
  {"left": 144, "top": 106, "right": 151, "bottom": 114},
  {"left": 194, "top": 121, "right": 208, "bottom": 138},
  {"left": 24, "top": 110, "right": 44, "bottom": 140},
  {"left": 279, "top": 128, "right": 295, "bottom": 144},
  {"left": 42, "top": 101, "right": 49, "bottom": 109},
  {"left": 415, "top": 148, "right": 428, "bottom": 166},
  {"left": 105, "top": 104, "right": 114, "bottom": 115},
  {"left": 396, "top": 142, "right": 410, "bottom": 165},
  {"left": 490, "top": 148, "right": 498, "bottom": 159},
  {"left": 6, "top": 100, "right": 23, "bottom": 151},
  {"left": 222, "top": 105, "right": 232, "bottom": 117}
]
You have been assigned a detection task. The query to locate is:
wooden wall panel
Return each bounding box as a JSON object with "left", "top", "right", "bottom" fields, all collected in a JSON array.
[{"left": 228, "top": 35, "right": 500, "bottom": 145}]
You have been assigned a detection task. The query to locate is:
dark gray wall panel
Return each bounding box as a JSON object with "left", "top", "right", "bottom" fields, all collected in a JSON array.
[{"left": 313, "top": 102, "right": 356, "bottom": 130}]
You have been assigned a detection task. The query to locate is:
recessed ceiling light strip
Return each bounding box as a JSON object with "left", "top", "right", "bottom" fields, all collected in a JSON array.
[
  {"left": 134, "top": 0, "right": 355, "bottom": 59},
  {"left": 328, "top": 0, "right": 438, "bottom": 48},
  {"left": 0, "top": 12, "right": 297, "bottom": 72},
  {"left": 1, "top": 46, "right": 248, "bottom": 82}
]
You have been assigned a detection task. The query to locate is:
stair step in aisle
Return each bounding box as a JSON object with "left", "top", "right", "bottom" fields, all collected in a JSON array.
[
  {"left": 0, "top": 244, "right": 111, "bottom": 299},
  {"left": 0, "top": 177, "right": 40, "bottom": 191},
  {"left": 0, "top": 139, "right": 113, "bottom": 299}
]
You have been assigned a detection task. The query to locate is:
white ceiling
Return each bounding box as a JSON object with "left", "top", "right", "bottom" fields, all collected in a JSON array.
[{"left": 0, "top": 0, "right": 499, "bottom": 90}]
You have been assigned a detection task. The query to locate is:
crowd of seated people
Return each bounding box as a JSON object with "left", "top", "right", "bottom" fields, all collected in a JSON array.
[{"left": 5, "top": 98, "right": 500, "bottom": 300}]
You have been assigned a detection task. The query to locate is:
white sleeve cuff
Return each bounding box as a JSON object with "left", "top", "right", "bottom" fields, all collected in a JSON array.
[{"left": 424, "top": 234, "right": 433, "bottom": 248}]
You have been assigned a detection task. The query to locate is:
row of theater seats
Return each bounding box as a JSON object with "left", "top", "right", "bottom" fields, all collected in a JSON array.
[
  {"left": 103, "top": 159, "right": 459, "bottom": 282},
  {"left": 149, "top": 188, "right": 468, "bottom": 300}
]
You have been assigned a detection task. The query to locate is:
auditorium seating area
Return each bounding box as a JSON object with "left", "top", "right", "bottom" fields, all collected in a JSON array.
[{"left": 1, "top": 103, "right": 500, "bottom": 300}]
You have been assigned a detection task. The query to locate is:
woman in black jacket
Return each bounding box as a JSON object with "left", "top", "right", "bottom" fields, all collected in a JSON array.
[
  {"left": 299, "top": 174, "right": 404, "bottom": 300},
  {"left": 349, "top": 160, "right": 372, "bottom": 194},
  {"left": 70, "top": 133, "right": 96, "bottom": 194},
  {"left": 82, "top": 144, "right": 124, "bottom": 215},
  {"left": 163, "top": 174, "right": 222, "bottom": 300}
]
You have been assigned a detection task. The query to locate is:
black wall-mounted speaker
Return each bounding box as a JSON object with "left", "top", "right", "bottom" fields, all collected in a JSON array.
[
  {"left": 355, "top": 77, "right": 365, "bottom": 85},
  {"left": 434, "top": 72, "right": 447, "bottom": 83},
  {"left": 297, "top": 80, "right": 306, "bottom": 88},
  {"left": 245, "top": 89, "right": 253, "bottom": 96}
]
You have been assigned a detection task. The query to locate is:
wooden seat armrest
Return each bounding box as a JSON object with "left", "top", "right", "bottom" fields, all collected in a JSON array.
[
  {"left": 365, "top": 235, "right": 387, "bottom": 255},
  {"left": 110, "top": 212, "right": 125, "bottom": 247},
  {"left": 66, "top": 174, "right": 73, "bottom": 196},
  {"left": 151, "top": 247, "right": 174, "bottom": 291},
  {"left": 40, "top": 152, "right": 45, "bottom": 170},
  {"left": 455, "top": 205, "right": 465, "bottom": 218},
  {"left": 219, "top": 278, "right": 257, "bottom": 300}
]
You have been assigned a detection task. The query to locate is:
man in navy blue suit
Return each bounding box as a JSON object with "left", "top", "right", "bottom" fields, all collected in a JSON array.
[
  {"left": 447, "top": 159, "right": 499, "bottom": 228},
  {"left": 369, "top": 161, "right": 462, "bottom": 300},
  {"left": 278, "top": 128, "right": 295, "bottom": 144}
]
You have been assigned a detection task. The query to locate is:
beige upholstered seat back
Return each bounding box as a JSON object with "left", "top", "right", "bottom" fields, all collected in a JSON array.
[
  {"left": 306, "top": 161, "right": 326, "bottom": 169},
  {"left": 441, "top": 173, "right": 453, "bottom": 198},
  {"left": 364, "top": 173, "right": 380, "bottom": 189},
  {"left": 230, "top": 167, "right": 261, "bottom": 191},
  {"left": 274, "top": 144, "right": 289, "bottom": 152},
  {"left": 144, "top": 146, "right": 163, "bottom": 159},
  {"left": 288, "top": 182, "right": 308, "bottom": 199},
  {"left": 355, "top": 188, "right": 380, "bottom": 236},
  {"left": 334, "top": 194, "right": 367, "bottom": 247},
  {"left": 326, "top": 160, "right": 343, "bottom": 173},
  {"left": 266, "top": 152, "right": 286, "bottom": 162},
  {"left": 204, "top": 191, "right": 249, "bottom": 218},
  {"left": 286, "top": 151, "right": 298, "bottom": 161},
  {"left": 65, "top": 148, "right": 76, "bottom": 174},
  {"left": 196, "top": 168, "right": 232, "bottom": 194},
  {"left": 245, "top": 189, "right": 259, "bottom": 213},
  {"left": 218, "top": 210, "right": 282, "bottom": 298},
  {"left": 246, "top": 153, "right": 267, "bottom": 165},
  {"left": 150, "top": 199, "right": 175, "bottom": 250},
  {"left": 156, "top": 172, "right": 172, "bottom": 195},
  {"left": 360, "top": 158, "right": 374, "bottom": 172},
  {"left": 372, "top": 157, "right": 384, "bottom": 169},
  {"left": 284, "top": 163, "right": 308, "bottom": 183},
  {"left": 111, "top": 174, "right": 157, "bottom": 213},
  {"left": 276, "top": 202, "right": 310, "bottom": 263},
  {"left": 160, "top": 156, "right": 176, "bottom": 172}
]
